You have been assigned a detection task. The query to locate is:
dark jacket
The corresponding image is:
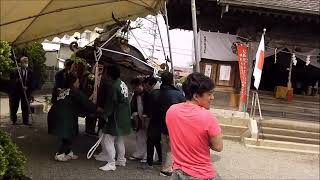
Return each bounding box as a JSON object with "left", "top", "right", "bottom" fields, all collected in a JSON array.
[
  {"left": 149, "top": 84, "right": 186, "bottom": 136},
  {"left": 10, "top": 67, "right": 34, "bottom": 96},
  {"left": 130, "top": 91, "right": 152, "bottom": 115},
  {"left": 51, "top": 69, "right": 69, "bottom": 104},
  {"left": 130, "top": 91, "right": 152, "bottom": 130},
  {"left": 48, "top": 89, "right": 95, "bottom": 139}
]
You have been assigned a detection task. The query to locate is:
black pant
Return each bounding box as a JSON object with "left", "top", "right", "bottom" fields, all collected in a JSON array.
[
  {"left": 85, "top": 115, "right": 106, "bottom": 134},
  {"left": 9, "top": 92, "right": 30, "bottom": 124},
  {"left": 58, "top": 138, "right": 72, "bottom": 155},
  {"left": 147, "top": 134, "right": 162, "bottom": 166},
  {"left": 85, "top": 115, "right": 97, "bottom": 134}
]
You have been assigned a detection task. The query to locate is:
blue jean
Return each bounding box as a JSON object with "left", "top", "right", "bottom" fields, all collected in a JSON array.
[{"left": 171, "top": 169, "right": 216, "bottom": 180}]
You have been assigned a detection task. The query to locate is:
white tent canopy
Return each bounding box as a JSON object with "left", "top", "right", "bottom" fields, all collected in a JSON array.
[{"left": 0, "top": 0, "right": 163, "bottom": 45}]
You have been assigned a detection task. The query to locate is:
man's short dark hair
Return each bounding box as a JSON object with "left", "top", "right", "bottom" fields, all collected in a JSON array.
[
  {"left": 65, "top": 59, "right": 73, "bottom": 68},
  {"left": 65, "top": 73, "right": 78, "bottom": 88},
  {"left": 131, "top": 78, "right": 143, "bottom": 86},
  {"left": 106, "top": 65, "right": 120, "bottom": 80},
  {"left": 182, "top": 72, "right": 215, "bottom": 100},
  {"left": 161, "top": 71, "right": 173, "bottom": 86},
  {"left": 144, "top": 76, "right": 157, "bottom": 86}
]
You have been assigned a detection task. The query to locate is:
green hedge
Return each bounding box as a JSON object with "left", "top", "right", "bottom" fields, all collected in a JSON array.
[{"left": 0, "top": 130, "right": 31, "bottom": 180}]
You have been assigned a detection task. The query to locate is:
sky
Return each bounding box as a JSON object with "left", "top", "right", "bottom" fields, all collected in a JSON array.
[{"left": 128, "top": 15, "right": 194, "bottom": 68}]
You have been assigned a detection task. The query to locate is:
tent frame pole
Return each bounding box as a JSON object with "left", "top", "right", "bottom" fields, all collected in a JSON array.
[{"left": 164, "top": 1, "right": 175, "bottom": 77}]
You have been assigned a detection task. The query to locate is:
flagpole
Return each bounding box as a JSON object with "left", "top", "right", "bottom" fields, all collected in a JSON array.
[{"left": 251, "top": 28, "right": 265, "bottom": 120}]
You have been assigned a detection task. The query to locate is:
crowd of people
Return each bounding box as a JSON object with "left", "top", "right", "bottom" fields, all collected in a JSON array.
[{"left": 8, "top": 56, "right": 223, "bottom": 180}]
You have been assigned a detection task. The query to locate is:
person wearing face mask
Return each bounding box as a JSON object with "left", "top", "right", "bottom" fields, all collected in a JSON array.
[
  {"left": 9, "top": 56, "right": 34, "bottom": 125},
  {"left": 47, "top": 73, "right": 95, "bottom": 162},
  {"left": 166, "top": 73, "right": 223, "bottom": 180}
]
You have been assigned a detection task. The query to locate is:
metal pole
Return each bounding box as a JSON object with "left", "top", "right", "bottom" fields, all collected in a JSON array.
[
  {"left": 256, "top": 92, "right": 263, "bottom": 120},
  {"left": 191, "top": 0, "right": 200, "bottom": 72},
  {"left": 246, "top": 42, "right": 254, "bottom": 111},
  {"left": 287, "top": 50, "right": 294, "bottom": 89},
  {"left": 151, "top": 21, "right": 156, "bottom": 58},
  {"left": 250, "top": 91, "right": 255, "bottom": 117},
  {"left": 164, "top": 1, "right": 174, "bottom": 75},
  {"left": 155, "top": 16, "right": 167, "bottom": 61}
]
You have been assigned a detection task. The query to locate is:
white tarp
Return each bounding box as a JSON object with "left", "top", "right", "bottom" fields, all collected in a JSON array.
[
  {"left": 199, "top": 30, "right": 238, "bottom": 61},
  {"left": 198, "top": 30, "right": 278, "bottom": 61},
  {"left": 0, "top": 0, "right": 163, "bottom": 45}
]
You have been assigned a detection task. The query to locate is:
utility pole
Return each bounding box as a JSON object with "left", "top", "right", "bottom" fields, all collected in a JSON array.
[{"left": 191, "top": 0, "right": 200, "bottom": 72}]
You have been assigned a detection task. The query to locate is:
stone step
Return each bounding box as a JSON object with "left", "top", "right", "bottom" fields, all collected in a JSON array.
[
  {"left": 221, "top": 124, "right": 248, "bottom": 137},
  {"left": 217, "top": 115, "right": 249, "bottom": 127},
  {"left": 261, "top": 127, "right": 320, "bottom": 139},
  {"left": 244, "top": 138, "right": 320, "bottom": 154},
  {"left": 259, "top": 119, "right": 320, "bottom": 133},
  {"left": 259, "top": 133, "right": 320, "bottom": 145},
  {"left": 250, "top": 91, "right": 320, "bottom": 105},
  {"left": 222, "top": 135, "right": 241, "bottom": 141},
  {"left": 253, "top": 109, "right": 319, "bottom": 122},
  {"left": 248, "top": 105, "right": 320, "bottom": 122},
  {"left": 259, "top": 102, "right": 319, "bottom": 114}
]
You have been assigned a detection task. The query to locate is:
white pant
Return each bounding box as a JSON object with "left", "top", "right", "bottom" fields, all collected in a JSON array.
[
  {"left": 161, "top": 134, "right": 172, "bottom": 172},
  {"left": 100, "top": 133, "right": 126, "bottom": 164},
  {"left": 132, "top": 129, "right": 147, "bottom": 160}
]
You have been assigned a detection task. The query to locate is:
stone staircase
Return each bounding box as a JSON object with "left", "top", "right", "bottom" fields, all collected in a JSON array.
[
  {"left": 244, "top": 119, "right": 320, "bottom": 154},
  {"left": 211, "top": 109, "right": 250, "bottom": 141},
  {"left": 248, "top": 91, "right": 320, "bottom": 122}
]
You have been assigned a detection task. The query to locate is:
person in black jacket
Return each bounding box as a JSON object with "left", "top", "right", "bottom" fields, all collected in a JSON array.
[
  {"left": 9, "top": 56, "right": 34, "bottom": 125},
  {"left": 51, "top": 59, "right": 73, "bottom": 104},
  {"left": 146, "top": 72, "right": 186, "bottom": 175},
  {"left": 129, "top": 78, "right": 148, "bottom": 161}
]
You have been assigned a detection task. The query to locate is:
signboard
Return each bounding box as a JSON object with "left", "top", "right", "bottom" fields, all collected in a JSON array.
[
  {"left": 219, "top": 65, "right": 231, "bottom": 81},
  {"left": 204, "top": 64, "right": 212, "bottom": 77},
  {"left": 236, "top": 43, "right": 249, "bottom": 102}
]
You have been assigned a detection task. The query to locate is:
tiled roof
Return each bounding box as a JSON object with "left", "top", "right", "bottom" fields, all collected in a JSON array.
[{"left": 219, "top": 0, "right": 320, "bottom": 15}]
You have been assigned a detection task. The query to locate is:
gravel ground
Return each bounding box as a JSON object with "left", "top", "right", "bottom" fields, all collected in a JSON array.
[{"left": 0, "top": 114, "right": 319, "bottom": 180}]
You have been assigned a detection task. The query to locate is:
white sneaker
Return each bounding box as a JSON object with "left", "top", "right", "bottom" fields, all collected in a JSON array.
[
  {"left": 115, "top": 161, "right": 126, "bottom": 167},
  {"left": 140, "top": 159, "right": 147, "bottom": 163},
  {"left": 94, "top": 154, "right": 108, "bottom": 162},
  {"left": 99, "top": 163, "right": 116, "bottom": 171},
  {"left": 66, "top": 151, "right": 79, "bottom": 160},
  {"left": 54, "top": 153, "right": 71, "bottom": 162}
]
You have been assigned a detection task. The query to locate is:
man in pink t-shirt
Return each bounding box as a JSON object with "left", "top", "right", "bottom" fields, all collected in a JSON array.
[{"left": 166, "top": 73, "right": 223, "bottom": 180}]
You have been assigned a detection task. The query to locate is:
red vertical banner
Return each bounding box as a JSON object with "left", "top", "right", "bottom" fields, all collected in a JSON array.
[{"left": 236, "top": 44, "right": 248, "bottom": 103}]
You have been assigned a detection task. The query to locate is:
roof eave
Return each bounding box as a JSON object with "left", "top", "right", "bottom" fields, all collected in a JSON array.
[{"left": 218, "top": 1, "right": 320, "bottom": 16}]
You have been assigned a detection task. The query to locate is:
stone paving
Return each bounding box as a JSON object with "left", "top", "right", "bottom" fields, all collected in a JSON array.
[{"left": 0, "top": 113, "right": 319, "bottom": 180}]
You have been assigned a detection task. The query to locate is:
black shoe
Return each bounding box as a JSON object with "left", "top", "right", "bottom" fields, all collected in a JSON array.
[
  {"left": 23, "top": 123, "right": 32, "bottom": 127},
  {"left": 139, "top": 163, "right": 153, "bottom": 170},
  {"left": 160, "top": 171, "right": 172, "bottom": 177},
  {"left": 85, "top": 131, "right": 98, "bottom": 137},
  {"left": 153, "top": 160, "right": 162, "bottom": 166}
]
